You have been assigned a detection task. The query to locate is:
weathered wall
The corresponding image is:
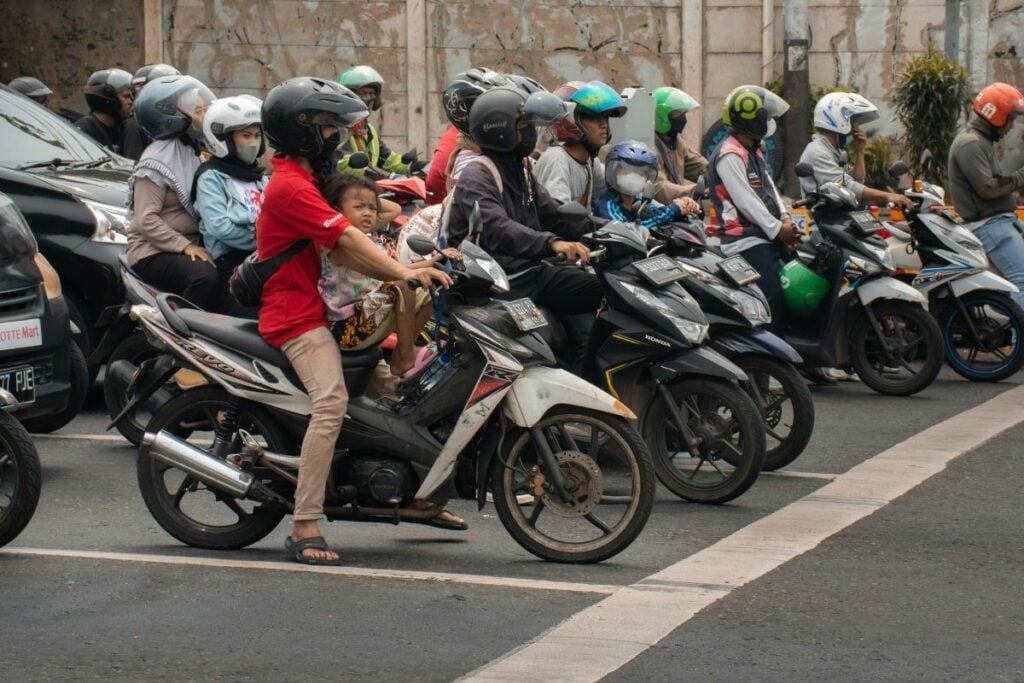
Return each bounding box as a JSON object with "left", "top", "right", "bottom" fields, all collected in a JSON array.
[{"left": 0, "top": 0, "right": 145, "bottom": 115}]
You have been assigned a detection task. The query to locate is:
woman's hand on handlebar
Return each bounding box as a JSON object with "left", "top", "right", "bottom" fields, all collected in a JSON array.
[
  {"left": 549, "top": 239, "right": 591, "bottom": 265},
  {"left": 431, "top": 247, "right": 462, "bottom": 263},
  {"left": 184, "top": 244, "right": 215, "bottom": 266}
]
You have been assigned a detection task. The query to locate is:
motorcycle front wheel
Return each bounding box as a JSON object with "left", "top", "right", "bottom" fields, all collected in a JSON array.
[
  {"left": 137, "top": 386, "right": 289, "bottom": 550},
  {"left": 939, "top": 292, "right": 1024, "bottom": 382},
  {"left": 644, "top": 377, "right": 766, "bottom": 504},
  {"left": 490, "top": 407, "right": 655, "bottom": 564},
  {"left": 734, "top": 355, "right": 815, "bottom": 471},
  {"left": 0, "top": 411, "right": 42, "bottom": 547},
  {"left": 851, "top": 301, "right": 943, "bottom": 396}
]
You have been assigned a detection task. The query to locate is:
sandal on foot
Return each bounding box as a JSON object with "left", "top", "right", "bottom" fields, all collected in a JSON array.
[
  {"left": 397, "top": 503, "right": 469, "bottom": 531},
  {"left": 284, "top": 535, "right": 343, "bottom": 566},
  {"left": 399, "top": 346, "right": 438, "bottom": 380}
]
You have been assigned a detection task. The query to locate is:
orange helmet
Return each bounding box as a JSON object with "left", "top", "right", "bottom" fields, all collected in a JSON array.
[{"left": 972, "top": 82, "right": 1024, "bottom": 128}]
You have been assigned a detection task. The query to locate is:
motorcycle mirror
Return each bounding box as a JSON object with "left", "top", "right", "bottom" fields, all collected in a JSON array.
[
  {"left": 888, "top": 160, "right": 910, "bottom": 178},
  {"left": 467, "top": 200, "right": 482, "bottom": 239},
  {"left": 837, "top": 150, "right": 849, "bottom": 166},
  {"left": 348, "top": 152, "right": 370, "bottom": 170},
  {"left": 692, "top": 175, "right": 707, "bottom": 200},
  {"left": 795, "top": 162, "right": 816, "bottom": 179},
  {"left": 557, "top": 201, "right": 590, "bottom": 219},
  {"left": 920, "top": 149, "right": 933, "bottom": 166},
  {"left": 401, "top": 147, "right": 419, "bottom": 164},
  {"left": 406, "top": 235, "right": 437, "bottom": 257}
]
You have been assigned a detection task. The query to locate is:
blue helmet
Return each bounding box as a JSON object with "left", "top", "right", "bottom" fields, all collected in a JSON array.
[{"left": 605, "top": 140, "right": 659, "bottom": 196}]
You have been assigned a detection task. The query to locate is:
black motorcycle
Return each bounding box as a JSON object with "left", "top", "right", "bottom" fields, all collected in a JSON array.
[{"left": 0, "top": 390, "right": 41, "bottom": 547}]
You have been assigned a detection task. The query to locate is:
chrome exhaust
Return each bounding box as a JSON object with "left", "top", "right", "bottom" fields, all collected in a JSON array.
[{"left": 141, "top": 430, "right": 254, "bottom": 498}]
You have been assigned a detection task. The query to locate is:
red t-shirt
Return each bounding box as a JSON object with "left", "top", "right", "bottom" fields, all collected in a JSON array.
[
  {"left": 256, "top": 156, "right": 349, "bottom": 348},
  {"left": 424, "top": 125, "right": 460, "bottom": 205}
]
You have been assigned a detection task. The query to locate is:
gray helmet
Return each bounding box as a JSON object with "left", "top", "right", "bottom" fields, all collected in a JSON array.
[
  {"left": 133, "top": 74, "right": 215, "bottom": 140},
  {"left": 131, "top": 63, "right": 181, "bottom": 93},
  {"left": 8, "top": 76, "right": 52, "bottom": 101},
  {"left": 468, "top": 86, "right": 567, "bottom": 152}
]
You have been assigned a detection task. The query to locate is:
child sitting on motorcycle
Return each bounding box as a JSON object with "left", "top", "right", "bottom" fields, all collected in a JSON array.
[
  {"left": 319, "top": 174, "right": 448, "bottom": 379},
  {"left": 595, "top": 140, "right": 700, "bottom": 228}
]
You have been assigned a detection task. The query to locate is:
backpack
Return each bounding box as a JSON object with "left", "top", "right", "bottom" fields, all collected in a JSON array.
[{"left": 228, "top": 240, "right": 310, "bottom": 308}]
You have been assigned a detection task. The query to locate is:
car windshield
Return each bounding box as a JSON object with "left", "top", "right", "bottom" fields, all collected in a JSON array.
[{"left": 0, "top": 89, "right": 110, "bottom": 168}]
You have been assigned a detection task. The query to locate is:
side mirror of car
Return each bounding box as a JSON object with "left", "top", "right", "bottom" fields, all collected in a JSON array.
[{"left": 406, "top": 235, "right": 436, "bottom": 257}]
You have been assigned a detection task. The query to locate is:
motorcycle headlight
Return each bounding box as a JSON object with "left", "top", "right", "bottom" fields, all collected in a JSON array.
[
  {"left": 860, "top": 242, "right": 893, "bottom": 271},
  {"left": 82, "top": 199, "right": 129, "bottom": 245},
  {"left": 724, "top": 286, "right": 772, "bottom": 325},
  {"left": 620, "top": 281, "right": 708, "bottom": 345},
  {"left": 848, "top": 254, "right": 882, "bottom": 275}
]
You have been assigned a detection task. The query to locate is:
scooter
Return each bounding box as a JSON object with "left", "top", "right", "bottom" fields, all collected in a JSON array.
[
  {"left": 0, "top": 389, "right": 41, "bottom": 547},
  {"left": 651, "top": 216, "right": 815, "bottom": 472},
  {"left": 882, "top": 161, "right": 1024, "bottom": 382},
  {"left": 125, "top": 233, "right": 656, "bottom": 564},
  {"left": 788, "top": 162, "right": 944, "bottom": 396}
]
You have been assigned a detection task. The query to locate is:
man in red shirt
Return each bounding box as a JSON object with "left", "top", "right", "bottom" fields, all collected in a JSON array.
[{"left": 259, "top": 78, "right": 450, "bottom": 565}]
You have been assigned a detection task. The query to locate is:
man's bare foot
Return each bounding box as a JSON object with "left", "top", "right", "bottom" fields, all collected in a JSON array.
[
  {"left": 410, "top": 499, "right": 466, "bottom": 528},
  {"left": 291, "top": 520, "right": 339, "bottom": 563}
]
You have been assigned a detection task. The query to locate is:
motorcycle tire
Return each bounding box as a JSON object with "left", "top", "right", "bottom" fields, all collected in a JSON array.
[
  {"left": 137, "top": 386, "right": 288, "bottom": 550},
  {"left": 733, "top": 355, "right": 815, "bottom": 471},
  {"left": 851, "top": 301, "right": 943, "bottom": 396},
  {"left": 644, "top": 377, "right": 766, "bottom": 504},
  {"left": 0, "top": 411, "right": 42, "bottom": 547},
  {"left": 490, "top": 407, "right": 655, "bottom": 564},
  {"left": 21, "top": 341, "right": 89, "bottom": 434},
  {"left": 939, "top": 292, "right": 1024, "bottom": 382},
  {"left": 103, "top": 332, "right": 164, "bottom": 446}
]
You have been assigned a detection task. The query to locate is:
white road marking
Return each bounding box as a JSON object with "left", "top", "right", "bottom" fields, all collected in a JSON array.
[
  {"left": 760, "top": 469, "right": 836, "bottom": 480},
  {"left": 33, "top": 433, "right": 128, "bottom": 443},
  {"left": 0, "top": 547, "right": 617, "bottom": 596},
  {"left": 461, "top": 385, "right": 1024, "bottom": 682}
]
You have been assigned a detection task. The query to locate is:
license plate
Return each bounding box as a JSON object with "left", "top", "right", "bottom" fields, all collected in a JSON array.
[
  {"left": 718, "top": 255, "right": 761, "bottom": 286},
  {"left": 0, "top": 318, "right": 42, "bottom": 351},
  {"left": 0, "top": 365, "right": 35, "bottom": 405},
  {"left": 501, "top": 298, "right": 548, "bottom": 332},
  {"left": 632, "top": 254, "right": 688, "bottom": 287}
]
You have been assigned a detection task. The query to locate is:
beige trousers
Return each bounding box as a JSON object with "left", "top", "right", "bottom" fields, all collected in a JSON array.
[{"left": 281, "top": 326, "right": 349, "bottom": 521}]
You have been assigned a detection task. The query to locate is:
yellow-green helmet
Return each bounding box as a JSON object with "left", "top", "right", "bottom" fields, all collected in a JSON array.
[
  {"left": 653, "top": 87, "right": 700, "bottom": 135},
  {"left": 780, "top": 259, "right": 830, "bottom": 315},
  {"left": 722, "top": 85, "right": 790, "bottom": 139}
]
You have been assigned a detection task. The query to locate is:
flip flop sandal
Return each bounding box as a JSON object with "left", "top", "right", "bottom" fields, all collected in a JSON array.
[
  {"left": 284, "top": 535, "right": 343, "bottom": 566},
  {"left": 419, "top": 510, "right": 469, "bottom": 531},
  {"left": 396, "top": 503, "right": 469, "bottom": 531},
  {"left": 400, "top": 346, "right": 439, "bottom": 380}
]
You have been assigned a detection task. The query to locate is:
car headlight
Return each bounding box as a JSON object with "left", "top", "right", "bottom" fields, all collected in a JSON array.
[
  {"left": 860, "top": 242, "right": 893, "bottom": 271},
  {"left": 82, "top": 199, "right": 129, "bottom": 244},
  {"left": 621, "top": 281, "right": 708, "bottom": 345}
]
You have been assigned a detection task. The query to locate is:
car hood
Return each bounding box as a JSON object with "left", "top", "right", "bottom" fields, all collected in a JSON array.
[{"left": 30, "top": 166, "right": 131, "bottom": 208}]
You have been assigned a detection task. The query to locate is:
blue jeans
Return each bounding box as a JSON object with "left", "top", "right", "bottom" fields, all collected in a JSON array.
[{"left": 974, "top": 215, "right": 1024, "bottom": 309}]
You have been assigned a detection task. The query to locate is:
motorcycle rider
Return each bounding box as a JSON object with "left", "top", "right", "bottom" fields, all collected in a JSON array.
[
  {"left": 948, "top": 82, "right": 1024, "bottom": 308},
  {"left": 122, "top": 63, "right": 182, "bottom": 160},
  {"left": 75, "top": 68, "right": 134, "bottom": 154},
  {"left": 8, "top": 76, "right": 53, "bottom": 106},
  {"left": 447, "top": 85, "right": 602, "bottom": 368},
  {"left": 708, "top": 85, "right": 798, "bottom": 333},
  {"left": 799, "top": 92, "right": 913, "bottom": 210},
  {"left": 534, "top": 80, "right": 627, "bottom": 208},
  {"left": 258, "top": 77, "right": 451, "bottom": 565},
  {"left": 335, "top": 65, "right": 422, "bottom": 177},
  {"left": 652, "top": 86, "right": 708, "bottom": 204},
  {"left": 596, "top": 140, "right": 699, "bottom": 227}
]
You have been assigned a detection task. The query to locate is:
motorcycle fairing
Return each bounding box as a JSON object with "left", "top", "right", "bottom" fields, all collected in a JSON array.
[
  {"left": 711, "top": 329, "right": 802, "bottom": 364},
  {"left": 948, "top": 269, "right": 1020, "bottom": 297},
  {"left": 502, "top": 366, "right": 636, "bottom": 429},
  {"left": 856, "top": 276, "right": 926, "bottom": 306},
  {"left": 647, "top": 345, "right": 748, "bottom": 384}
]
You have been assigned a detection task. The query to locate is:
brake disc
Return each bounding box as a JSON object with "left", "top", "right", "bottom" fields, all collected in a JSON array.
[{"left": 541, "top": 451, "right": 604, "bottom": 519}]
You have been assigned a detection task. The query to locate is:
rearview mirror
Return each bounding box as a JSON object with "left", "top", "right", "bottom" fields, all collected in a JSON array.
[
  {"left": 692, "top": 175, "right": 707, "bottom": 200},
  {"left": 347, "top": 152, "right": 370, "bottom": 170},
  {"left": 795, "top": 162, "right": 816, "bottom": 179},
  {"left": 920, "top": 149, "right": 933, "bottom": 166},
  {"left": 556, "top": 201, "right": 590, "bottom": 219},
  {"left": 888, "top": 161, "right": 910, "bottom": 178},
  {"left": 406, "top": 235, "right": 436, "bottom": 257}
]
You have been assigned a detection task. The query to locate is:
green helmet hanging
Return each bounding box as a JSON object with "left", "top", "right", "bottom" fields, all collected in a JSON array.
[
  {"left": 780, "top": 259, "right": 830, "bottom": 316},
  {"left": 653, "top": 87, "right": 700, "bottom": 135},
  {"left": 337, "top": 65, "right": 385, "bottom": 110}
]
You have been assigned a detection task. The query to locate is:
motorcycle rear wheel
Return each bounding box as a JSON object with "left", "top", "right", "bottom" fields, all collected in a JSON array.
[
  {"left": 734, "top": 355, "right": 815, "bottom": 471},
  {"left": 851, "top": 301, "right": 943, "bottom": 396},
  {"left": 939, "top": 292, "right": 1024, "bottom": 382},
  {"left": 103, "top": 332, "right": 164, "bottom": 446},
  {"left": 0, "top": 411, "right": 42, "bottom": 547},
  {"left": 644, "top": 377, "right": 766, "bottom": 504},
  {"left": 490, "top": 407, "right": 655, "bottom": 564},
  {"left": 137, "top": 386, "right": 289, "bottom": 550}
]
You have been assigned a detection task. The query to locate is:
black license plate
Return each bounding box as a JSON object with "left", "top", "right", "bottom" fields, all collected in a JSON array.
[
  {"left": 633, "top": 254, "right": 688, "bottom": 287},
  {"left": 850, "top": 210, "right": 882, "bottom": 235},
  {"left": 718, "top": 254, "right": 761, "bottom": 286},
  {"left": 0, "top": 365, "right": 35, "bottom": 405},
  {"left": 501, "top": 298, "right": 548, "bottom": 332}
]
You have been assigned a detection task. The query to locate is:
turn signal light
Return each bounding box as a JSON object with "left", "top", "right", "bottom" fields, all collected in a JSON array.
[
  {"left": 34, "top": 252, "right": 62, "bottom": 300},
  {"left": 913, "top": 179, "right": 923, "bottom": 193}
]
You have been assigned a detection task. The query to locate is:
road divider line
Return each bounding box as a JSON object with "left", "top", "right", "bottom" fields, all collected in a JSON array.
[
  {"left": 461, "top": 385, "right": 1024, "bottom": 682},
  {"left": 760, "top": 469, "right": 836, "bottom": 480},
  {"left": 34, "top": 433, "right": 128, "bottom": 443},
  {"left": 0, "top": 547, "right": 618, "bottom": 596}
]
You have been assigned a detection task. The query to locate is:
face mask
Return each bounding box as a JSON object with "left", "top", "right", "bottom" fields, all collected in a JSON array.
[
  {"left": 668, "top": 114, "right": 687, "bottom": 137},
  {"left": 514, "top": 126, "right": 538, "bottom": 158},
  {"left": 322, "top": 130, "right": 342, "bottom": 155},
  {"left": 616, "top": 172, "right": 648, "bottom": 197},
  {"left": 836, "top": 133, "right": 851, "bottom": 149},
  {"left": 236, "top": 143, "right": 261, "bottom": 165}
]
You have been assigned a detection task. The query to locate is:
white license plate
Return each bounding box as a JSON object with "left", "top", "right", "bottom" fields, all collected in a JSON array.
[
  {"left": 0, "top": 365, "right": 35, "bottom": 405},
  {"left": 0, "top": 318, "right": 42, "bottom": 351}
]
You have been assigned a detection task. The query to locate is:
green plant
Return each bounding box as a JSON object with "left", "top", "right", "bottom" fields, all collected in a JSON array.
[
  {"left": 863, "top": 134, "right": 900, "bottom": 190},
  {"left": 891, "top": 43, "right": 971, "bottom": 184}
]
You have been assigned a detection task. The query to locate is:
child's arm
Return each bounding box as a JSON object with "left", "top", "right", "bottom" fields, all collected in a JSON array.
[{"left": 375, "top": 198, "right": 402, "bottom": 229}]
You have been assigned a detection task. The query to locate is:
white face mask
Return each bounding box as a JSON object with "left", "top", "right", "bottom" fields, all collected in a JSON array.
[
  {"left": 616, "top": 171, "right": 648, "bottom": 196},
  {"left": 765, "top": 119, "right": 777, "bottom": 137}
]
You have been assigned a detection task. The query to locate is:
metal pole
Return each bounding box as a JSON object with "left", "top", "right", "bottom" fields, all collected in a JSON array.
[
  {"left": 944, "top": 0, "right": 960, "bottom": 59},
  {"left": 782, "top": 0, "right": 809, "bottom": 195}
]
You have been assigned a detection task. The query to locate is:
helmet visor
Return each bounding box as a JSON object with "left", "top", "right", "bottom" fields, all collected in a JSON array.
[
  {"left": 176, "top": 84, "right": 216, "bottom": 118},
  {"left": 522, "top": 92, "right": 568, "bottom": 127},
  {"left": 762, "top": 91, "right": 790, "bottom": 119},
  {"left": 607, "top": 158, "right": 658, "bottom": 196}
]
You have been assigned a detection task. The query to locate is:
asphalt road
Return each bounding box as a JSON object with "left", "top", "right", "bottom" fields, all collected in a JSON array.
[{"left": 2, "top": 369, "right": 1022, "bottom": 681}]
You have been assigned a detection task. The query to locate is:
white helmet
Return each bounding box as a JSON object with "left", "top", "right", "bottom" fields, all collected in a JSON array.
[
  {"left": 813, "top": 92, "right": 879, "bottom": 134},
  {"left": 202, "top": 94, "right": 263, "bottom": 159}
]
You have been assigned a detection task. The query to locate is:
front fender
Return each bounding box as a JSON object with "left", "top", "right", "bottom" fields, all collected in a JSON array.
[
  {"left": 949, "top": 270, "right": 1020, "bottom": 297},
  {"left": 711, "top": 329, "right": 802, "bottom": 364},
  {"left": 649, "top": 345, "right": 748, "bottom": 384},
  {"left": 856, "top": 276, "right": 926, "bottom": 306},
  {"left": 502, "top": 366, "right": 635, "bottom": 428}
]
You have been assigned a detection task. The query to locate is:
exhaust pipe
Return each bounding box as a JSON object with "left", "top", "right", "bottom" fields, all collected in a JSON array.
[{"left": 141, "top": 430, "right": 254, "bottom": 498}]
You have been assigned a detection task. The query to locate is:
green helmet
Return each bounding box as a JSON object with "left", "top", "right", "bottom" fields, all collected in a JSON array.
[
  {"left": 780, "top": 259, "right": 830, "bottom": 315},
  {"left": 653, "top": 87, "right": 700, "bottom": 135},
  {"left": 337, "top": 65, "right": 385, "bottom": 110}
]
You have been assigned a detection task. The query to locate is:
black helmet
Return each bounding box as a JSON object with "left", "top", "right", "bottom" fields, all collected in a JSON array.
[
  {"left": 442, "top": 67, "right": 508, "bottom": 134},
  {"left": 132, "top": 63, "right": 181, "bottom": 93},
  {"left": 722, "top": 85, "right": 790, "bottom": 140},
  {"left": 505, "top": 74, "right": 546, "bottom": 96},
  {"left": 84, "top": 68, "right": 133, "bottom": 116},
  {"left": 8, "top": 76, "right": 52, "bottom": 102},
  {"left": 262, "top": 77, "right": 368, "bottom": 158},
  {"left": 133, "top": 74, "right": 216, "bottom": 140},
  {"left": 468, "top": 86, "right": 567, "bottom": 152}
]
